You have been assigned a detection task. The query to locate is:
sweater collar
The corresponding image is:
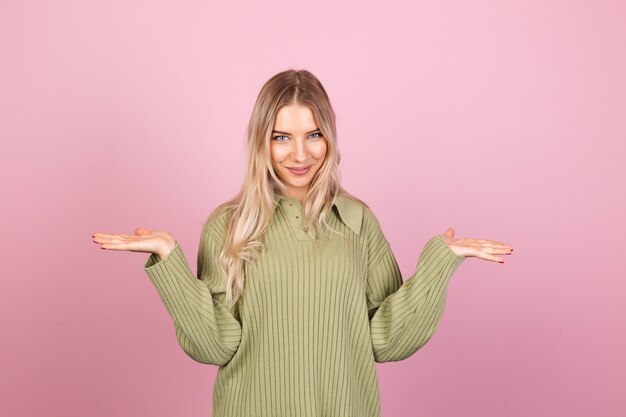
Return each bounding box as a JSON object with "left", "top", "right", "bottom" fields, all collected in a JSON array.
[{"left": 273, "top": 193, "right": 363, "bottom": 236}]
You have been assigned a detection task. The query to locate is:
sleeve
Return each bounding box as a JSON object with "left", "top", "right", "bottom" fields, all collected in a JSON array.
[
  {"left": 365, "top": 211, "right": 465, "bottom": 363},
  {"left": 143, "top": 226, "right": 242, "bottom": 366}
]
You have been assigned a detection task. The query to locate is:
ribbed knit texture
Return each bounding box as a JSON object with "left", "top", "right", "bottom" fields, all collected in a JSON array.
[{"left": 144, "top": 194, "right": 465, "bottom": 417}]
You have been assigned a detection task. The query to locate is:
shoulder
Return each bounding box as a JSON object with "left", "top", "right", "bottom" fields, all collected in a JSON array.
[
  {"left": 362, "top": 204, "right": 386, "bottom": 237},
  {"left": 339, "top": 196, "right": 391, "bottom": 265},
  {"left": 334, "top": 193, "right": 384, "bottom": 238},
  {"left": 202, "top": 202, "right": 236, "bottom": 242},
  {"left": 355, "top": 199, "right": 389, "bottom": 247},
  {"left": 332, "top": 194, "right": 362, "bottom": 235}
]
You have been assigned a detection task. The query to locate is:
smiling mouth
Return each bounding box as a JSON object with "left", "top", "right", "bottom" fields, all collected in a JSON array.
[{"left": 287, "top": 166, "right": 312, "bottom": 174}]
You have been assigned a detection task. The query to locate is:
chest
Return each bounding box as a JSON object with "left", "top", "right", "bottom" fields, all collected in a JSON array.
[{"left": 241, "top": 210, "right": 368, "bottom": 315}]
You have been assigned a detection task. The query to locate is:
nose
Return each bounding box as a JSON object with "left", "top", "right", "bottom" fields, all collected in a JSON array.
[{"left": 291, "top": 138, "right": 308, "bottom": 162}]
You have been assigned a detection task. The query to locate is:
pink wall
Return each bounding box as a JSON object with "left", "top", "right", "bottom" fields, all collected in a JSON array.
[{"left": 1, "top": 0, "right": 624, "bottom": 416}]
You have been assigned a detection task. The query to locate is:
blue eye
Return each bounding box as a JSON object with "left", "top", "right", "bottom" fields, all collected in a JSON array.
[{"left": 271, "top": 132, "right": 323, "bottom": 141}]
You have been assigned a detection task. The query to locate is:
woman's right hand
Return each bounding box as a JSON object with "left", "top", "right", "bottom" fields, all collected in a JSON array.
[{"left": 92, "top": 227, "right": 177, "bottom": 261}]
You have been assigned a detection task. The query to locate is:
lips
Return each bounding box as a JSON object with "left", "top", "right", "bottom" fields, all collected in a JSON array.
[{"left": 287, "top": 166, "right": 311, "bottom": 174}]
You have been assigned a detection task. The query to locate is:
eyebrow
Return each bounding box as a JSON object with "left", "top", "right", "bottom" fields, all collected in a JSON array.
[{"left": 272, "top": 128, "right": 321, "bottom": 135}]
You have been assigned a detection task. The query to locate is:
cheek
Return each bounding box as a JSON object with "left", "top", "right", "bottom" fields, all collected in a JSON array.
[
  {"left": 270, "top": 146, "right": 284, "bottom": 165},
  {"left": 313, "top": 141, "right": 328, "bottom": 159}
]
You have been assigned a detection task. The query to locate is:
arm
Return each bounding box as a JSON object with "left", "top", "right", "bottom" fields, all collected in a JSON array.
[
  {"left": 144, "top": 225, "right": 242, "bottom": 366},
  {"left": 365, "top": 211, "right": 465, "bottom": 363}
]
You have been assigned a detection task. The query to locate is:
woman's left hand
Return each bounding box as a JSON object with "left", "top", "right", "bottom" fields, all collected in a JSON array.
[{"left": 442, "top": 228, "right": 514, "bottom": 263}]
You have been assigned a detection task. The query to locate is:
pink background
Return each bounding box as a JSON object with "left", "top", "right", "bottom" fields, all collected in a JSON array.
[{"left": 1, "top": 0, "right": 624, "bottom": 416}]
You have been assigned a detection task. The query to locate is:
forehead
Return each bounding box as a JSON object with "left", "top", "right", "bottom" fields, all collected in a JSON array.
[{"left": 274, "top": 104, "right": 318, "bottom": 130}]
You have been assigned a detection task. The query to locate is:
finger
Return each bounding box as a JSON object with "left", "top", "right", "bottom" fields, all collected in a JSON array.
[
  {"left": 459, "top": 238, "right": 510, "bottom": 247},
  {"left": 120, "top": 234, "right": 141, "bottom": 239},
  {"left": 480, "top": 239, "right": 513, "bottom": 248},
  {"left": 99, "top": 239, "right": 153, "bottom": 252},
  {"left": 93, "top": 232, "right": 128, "bottom": 240},
  {"left": 483, "top": 240, "right": 513, "bottom": 249},
  {"left": 100, "top": 241, "right": 135, "bottom": 251},
  {"left": 466, "top": 240, "right": 513, "bottom": 251},
  {"left": 92, "top": 235, "right": 111, "bottom": 243},
  {"left": 480, "top": 246, "right": 514, "bottom": 256},
  {"left": 93, "top": 235, "right": 136, "bottom": 245},
  {"left": 107, "top": 236, "right": 136, "bottom": 244},
  {"left": 135, "top": 228, "right": 168, "bottom": 237},
  {"left": 94, "top": 233, "right": 125, "bottom": 242},
  {"left": 476, "top": 252, "right": 506, "bottom": 263}
]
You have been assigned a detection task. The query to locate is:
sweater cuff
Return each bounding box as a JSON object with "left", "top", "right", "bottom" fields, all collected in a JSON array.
[
  {"left": 144, "top": 240, "right": 181, "bottom": 269},
  {"left": 143, "top": 240, "right": 198, "bottom": 294},
  {"left": 433, "top": 234, "right": 466, "bottom": 267}
]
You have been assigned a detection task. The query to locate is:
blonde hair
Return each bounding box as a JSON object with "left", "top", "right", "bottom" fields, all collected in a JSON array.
[{"left": 208, "top": 69, "right": 366, "bottom": 313}]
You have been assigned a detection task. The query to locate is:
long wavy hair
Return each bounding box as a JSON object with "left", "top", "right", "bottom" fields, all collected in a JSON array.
[{"left": 208, "top": 69, "right": 365, "bottom": 313}]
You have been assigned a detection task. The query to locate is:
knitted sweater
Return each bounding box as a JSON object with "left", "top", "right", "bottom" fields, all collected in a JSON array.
[{"left": 144, "top": 193, "right": 465, "bottom": 417}]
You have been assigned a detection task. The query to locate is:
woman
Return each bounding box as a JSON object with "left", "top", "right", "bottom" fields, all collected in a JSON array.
[{"left": 92, "top": 69, "right": 513, "bottom": 417}]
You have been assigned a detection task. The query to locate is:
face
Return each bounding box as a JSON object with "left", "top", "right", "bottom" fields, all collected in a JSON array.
[{"left": 270, "top": 103, "right": 327, "bottom": 201}]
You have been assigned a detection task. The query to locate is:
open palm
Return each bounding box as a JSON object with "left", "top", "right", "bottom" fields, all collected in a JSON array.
[
  {"left": 441, "top": 228, "right": 514, "bottom": 263},
  {"left": 92, "top": 227, "right": 175, "bottom": 258}
]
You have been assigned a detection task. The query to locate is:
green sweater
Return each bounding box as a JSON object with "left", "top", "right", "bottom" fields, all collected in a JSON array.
[{"left": 144, "top": 193, "right": 465, "bottom": 417}]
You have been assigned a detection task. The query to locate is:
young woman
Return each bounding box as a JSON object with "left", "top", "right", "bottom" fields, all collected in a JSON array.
[{"left": 92, "top": 69, "right": 513, "bottom": 417}]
